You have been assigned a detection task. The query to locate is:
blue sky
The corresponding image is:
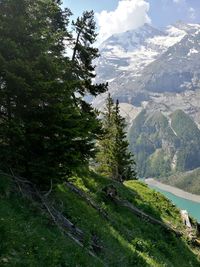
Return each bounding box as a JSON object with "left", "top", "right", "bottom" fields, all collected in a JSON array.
[
  {"left": 148, "top": 0, "right": 200, "bottom": 29},
  {"left": 63, "top": 0, "right": 200, "bottom": 41},
  {"left": 63, "top": 0, "right": 118, "bottom": 16}
]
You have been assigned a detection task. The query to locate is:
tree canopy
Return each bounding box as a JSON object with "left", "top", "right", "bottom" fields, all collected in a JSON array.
[
  {"left": 96, "top": 94, "right": 136, "bottom": 182},
  {"left": 0, "top": 0, "right": 107, "bottom": 186}
]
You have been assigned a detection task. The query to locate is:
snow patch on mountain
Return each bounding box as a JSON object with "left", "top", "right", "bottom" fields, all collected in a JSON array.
[
  {"left": 188, "top": 48, "right": 198, "bottom": 56},
  {"left": 95, "top": 22, "right": 189, "bottom": 87},
  {"left": 93, "top": 22, "right": 200, "bottom": 127}
]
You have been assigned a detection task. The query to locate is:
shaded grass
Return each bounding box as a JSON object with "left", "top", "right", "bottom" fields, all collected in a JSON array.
[
  {"left": 0, "top": 172, "right": 200, "bottom": 266},
  {"left": 0, "top": 179, "right": 102, "bottom": 267}
]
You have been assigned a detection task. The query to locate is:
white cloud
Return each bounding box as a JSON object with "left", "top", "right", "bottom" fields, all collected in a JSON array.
[
  {"left": 96, "top": 0, "right": 151, "bottom": 43},
  {"left": 173, "top": 0, "right": 186, "bottom": 4},
  {"left": 189, "top": 7, "right": 196, "bottom": 20}
]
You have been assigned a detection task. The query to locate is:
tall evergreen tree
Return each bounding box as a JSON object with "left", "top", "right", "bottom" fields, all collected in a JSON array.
[
  {"left": 96, "top": 94, "right": 136, "bottom": 182},
  {"left": 113, "top": 100, "right": 137, "bottom": 181},
  {"left": 96, "top": 94, "right": 116, "bottom": 176},
  {"left": 71, "top": 10, "right": 107, "bottom": 97},
  {"left": 0, "top": 0, "right": 107, "bottom": 186},
  {"left": 68, "top": 10, "right": 108, "bottom": 172}
]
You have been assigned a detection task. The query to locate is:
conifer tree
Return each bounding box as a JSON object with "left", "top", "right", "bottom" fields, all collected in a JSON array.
[
  {"left": 96, "top": 94, "right": 116, "bottom": 176},
  {"left": 71, "top": 11, "right": 107, "bottom": 97},
  {"left": 113, "top": 100, "right": 137, "bottom": 181},
  {"left": 96, "top": 95, "right": 136, "bottom": 182},
  {"left": 0, "top": 0, "right": 107, "bottom": 186}
]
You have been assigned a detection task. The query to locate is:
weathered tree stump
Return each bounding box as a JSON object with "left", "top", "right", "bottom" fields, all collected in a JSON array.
[{"left": 103, "top": 185, "right": 118, "bottom": 199}]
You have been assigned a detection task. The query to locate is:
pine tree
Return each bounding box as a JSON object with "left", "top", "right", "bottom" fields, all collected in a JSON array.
[
  {"left": 71, "top": 11, "right": 107, "bottom": 97},
  {"left": 96, "top": 95, "right": 136, "bottom": 182},
  {"left": 112, "top": 100, "right": 137, "bottom": 181},
  {"left": 0, "top": 1, "right": 107, "bottom": 186},
  {"left": 96, "top": 94, "right": 116, "bottom": 176},
  {"left": 68, "top": 10, "right": 108, "bottom": 172}
]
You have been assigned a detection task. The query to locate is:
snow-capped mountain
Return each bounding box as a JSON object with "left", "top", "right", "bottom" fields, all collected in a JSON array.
[
  {"left": 95, "top": 23, "right": 186, "bottom": 84},
  {"left": 94, "top": 22, "right": 200, "bottom": 177},
  {"left": 94, "top": 22, "right": 200, "bottom": 126}
]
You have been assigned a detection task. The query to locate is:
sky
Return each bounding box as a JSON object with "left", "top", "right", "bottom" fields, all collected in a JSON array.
[{"left": 63, "top": 0, "right": 200, "bottom": 42}]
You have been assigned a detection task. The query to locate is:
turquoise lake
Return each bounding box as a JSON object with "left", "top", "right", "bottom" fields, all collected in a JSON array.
[{"left": 151, "top": 186, "right": 200, "bottom": 222}]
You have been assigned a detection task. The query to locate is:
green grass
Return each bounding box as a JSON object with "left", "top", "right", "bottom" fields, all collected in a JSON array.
[
  {"left": 0, "top": 175, "right": 101, "bottom": 267},
  {"left": 1, "top": 172, "right": 200, "bottom": 266}
]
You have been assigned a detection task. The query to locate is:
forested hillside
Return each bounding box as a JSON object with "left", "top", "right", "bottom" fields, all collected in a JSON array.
[
  {"left": 128, "top": 109, "right": 200, "bottom": 178},
  {"left": 158, "top": 168, "right": 200, "bottom": 195}
]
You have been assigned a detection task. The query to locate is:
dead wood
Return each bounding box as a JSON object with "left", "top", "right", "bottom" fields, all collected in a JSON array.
[
  {"left": 103, "top": 185, "right": 118, "bottom": 199},
  {"left": 105, "top": 186, "right": 182, "bottom": 237},
  {"left": 65, "top": 182, "right": 109, "bottom": 220},
  {"left": 5, "top": 172, "right": 103, "bottom": 259}
]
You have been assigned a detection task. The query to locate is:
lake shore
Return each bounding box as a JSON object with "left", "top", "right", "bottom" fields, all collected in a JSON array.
[{"left": 145, "top": 178, "right": 200, "bottom": 203}]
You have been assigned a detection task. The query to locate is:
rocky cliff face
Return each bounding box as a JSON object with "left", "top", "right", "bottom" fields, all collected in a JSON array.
[{"left": 94, "top": 22, "right": 200, "bottom": 177}]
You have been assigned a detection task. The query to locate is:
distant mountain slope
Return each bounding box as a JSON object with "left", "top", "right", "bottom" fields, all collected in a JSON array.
[
  {"left": 158, "top": 168, "right": 200, "bottom": 195},
  {"left": 94, "top": 22, "right": 200, "bottom": 178},
  {"left": 95, "top": 24, "right": 166, "bottom": 84},
  {"left": 95, "top": 23, "right": 186, "bottom": 85},
  {"left": 128, "top": 110, "right": 200, "bottom": 178},
  {"left": 93, "top": 22, "right": 199, "bottom": 106},
  {"left": 94, "top": 22, "right": 200, "bottom": 124},
  {"left": 131, "top": 30, "right": 200, "bottom": 94}
]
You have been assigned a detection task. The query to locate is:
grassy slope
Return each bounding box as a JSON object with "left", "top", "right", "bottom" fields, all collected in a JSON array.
[
  {"left": 158, "top": 168, "right": 200, "bottom": 195},
  {"left": 1, "top": 173, "right": 200, "bottom": 266},
  {"left": 0, "top": 174, "right": 101, "bottom": 267}
]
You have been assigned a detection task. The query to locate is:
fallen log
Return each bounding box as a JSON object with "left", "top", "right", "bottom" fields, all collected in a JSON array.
[
  {"left": 7, "top": 172, "right": 103, "bottom": 259},
  {"left": 32, "top": 185, "right": 104, "bottom": 256},
  {"left": 104, "top": 185, "right": 182, "bottom": 237},
  {"left": 120, "top": 199, "right": 181, "bottom": 236},
  {"left": 65, "top": 182, "right": 109, "bottom": 220}
]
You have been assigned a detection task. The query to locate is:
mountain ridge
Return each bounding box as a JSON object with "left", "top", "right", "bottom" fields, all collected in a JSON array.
[
  {"left": 94, "top": 22, "right": 200, "bottom": 112},
  {"left": 94, "top": 22, "right": 200, "bottom": 177}
]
